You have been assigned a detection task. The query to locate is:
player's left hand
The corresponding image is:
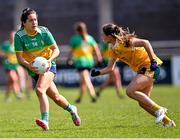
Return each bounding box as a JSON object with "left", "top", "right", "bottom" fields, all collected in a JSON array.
[{"left": 150, "top": 59, "right": 158, "bottom": 71}]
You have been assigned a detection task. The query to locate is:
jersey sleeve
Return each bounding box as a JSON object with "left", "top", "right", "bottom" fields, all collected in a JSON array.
[
  {"left": 69, "top": 37, "right": 74, "bottom": 48},
  {"left": 89, "top": 36, "right": 97, "bottom": 47},
  {"left": 44, "top": 27, "right": 56, "bottom": 46},
  {"left": 14, "top": 33, "right": 24, "bottom": 52},
  {"left": 0, "top": 42, "right": 8, "bottom": 52},
  {"left": 69, "top": 36, "right": 77, "bottom": 49}
]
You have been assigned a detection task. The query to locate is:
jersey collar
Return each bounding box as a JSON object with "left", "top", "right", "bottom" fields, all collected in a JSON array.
[{"left": 24, "top": 27, "right": 41, "bottom": 36}]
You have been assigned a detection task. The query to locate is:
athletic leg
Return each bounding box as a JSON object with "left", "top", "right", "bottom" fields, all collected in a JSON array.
[
  {"left": 96, "top": 74, "right": 112, "bottom": 97},
  {"left": 35, "top": 71, "right": 54, "bottom": 130},
  {"left": 127, "top": 74, "right": 175, "bottom": 126},
  {"left": 46, "top": 82, "right": 81, "bottom": 126},
  {"left": 76, "top": 71, "right": 87, "bottom": 103},
  {"left": 112, "top": 67, "right": 123, "bottom": 98},
  {"left": 81, "top": 69, "right": 96, "bottom": 102}
]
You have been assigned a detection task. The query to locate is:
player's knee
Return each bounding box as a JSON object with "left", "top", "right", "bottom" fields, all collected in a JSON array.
[
  {"left": 35, "top": 87, "right": 45, "bottom": 96},
  {"left": 126, "top": 88, "right": 135, "bottom": 98}
]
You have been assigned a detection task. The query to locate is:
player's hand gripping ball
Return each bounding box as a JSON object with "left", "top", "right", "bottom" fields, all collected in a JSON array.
[{"left": 32, "top": 57, "right": 49, "bottom": 74}]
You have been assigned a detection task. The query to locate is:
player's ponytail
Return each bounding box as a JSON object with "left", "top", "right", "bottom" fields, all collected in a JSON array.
[{"left": 74, "top": 22, "right": 87, "bottom": 41}]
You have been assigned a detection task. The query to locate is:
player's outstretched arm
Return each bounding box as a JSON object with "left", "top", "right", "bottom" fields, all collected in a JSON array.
[{"left": 91, "top": 58, "right": 117, "bottom": 77}]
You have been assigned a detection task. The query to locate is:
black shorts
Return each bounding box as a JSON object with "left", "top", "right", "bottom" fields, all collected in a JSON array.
[{"left": 77, "top": 67, "right": 91, "bottom": 72}]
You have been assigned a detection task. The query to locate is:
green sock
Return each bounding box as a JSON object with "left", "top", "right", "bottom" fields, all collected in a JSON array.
[
  {"left": 41, "top": 112, "right": 49, "bottom": 122},
  {"left": 66, "top": 104, "right": 73, "bottom": 113}
]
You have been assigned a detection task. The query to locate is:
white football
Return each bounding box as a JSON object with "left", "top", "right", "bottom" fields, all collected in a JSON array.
[{"left": 32, "top": 57, "right": 49, "bottom": 74}]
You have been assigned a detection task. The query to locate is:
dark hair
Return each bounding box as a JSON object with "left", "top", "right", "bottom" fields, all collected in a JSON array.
[
  {"left": 20, "top": 8, "right": 37, "bottom": 28},
  {"left": 74, "top": 22, "right": 87, "bottom": 40},
  {"left": 102, "top": 24, "right": 120, "bottom": 38},
  {"left": 102, "top": 23, "right": 136, "bottom": 47}
]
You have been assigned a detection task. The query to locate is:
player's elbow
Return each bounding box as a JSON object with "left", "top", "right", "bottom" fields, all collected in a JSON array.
[
  {"left": 57, "top": 49, "right": 60, "bottom": 56},
  {"left": 143, "top": 40, "right": 151, "bottom": 47},
  {"left": 54, "top": 48, "right": 60, "bottom": 57},
  {"left": 16, "top": 54, "right": 23, "bottom": 64},
  {"left": 106, "top": 66, "right": 114, "bottom": 73}
]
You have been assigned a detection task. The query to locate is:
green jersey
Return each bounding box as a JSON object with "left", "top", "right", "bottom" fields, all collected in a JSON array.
[
  {"left": 14, "top": 26, "right": 57, "bottom": 76},
  {"left": 0, "top": 41, "right": 19, "bottom": 70},
  {"left": 69, "top": 34, "right": 97, "bottom": 69},
  {"left": 100, "top": 42, "right": 110, "bottom": 65}
]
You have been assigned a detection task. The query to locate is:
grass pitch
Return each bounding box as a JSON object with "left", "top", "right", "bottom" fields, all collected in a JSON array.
[{"left": 0, "top": 85, "right": 179, "bottom": 138}]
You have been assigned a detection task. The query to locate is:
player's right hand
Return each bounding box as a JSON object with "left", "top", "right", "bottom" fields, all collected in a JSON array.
[{"left": 91, "top": 69, "right": 100, "bottom": 77}]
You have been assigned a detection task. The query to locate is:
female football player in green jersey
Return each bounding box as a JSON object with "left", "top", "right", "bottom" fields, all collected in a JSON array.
[
  {"left": 67, "top": 22, "right": 103, "bottom": 103},
  {"left": 0, "top": 31, "right": 22, "bottom": 101},
  {"left": 14, "top": 8, "right": 81, "bottom": 130},
  {"left": 91, "top": 23, "right": 175, "bottom": 127}
]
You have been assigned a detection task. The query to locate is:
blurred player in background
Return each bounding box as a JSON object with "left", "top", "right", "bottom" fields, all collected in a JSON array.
[
  {"left": 96, "top": 41, "right": 123, "bottom": 98},
  {"left": 0, "top": 31, "right": 22, "bottom": 101},
  {"left": 14, "top": 8, "right": 81, "bottom": 130},
  {"left": 14, "top": 25, "right": 33, "bottom": 100},
  {"left": 67, "top": 22, "right": 103, "bottom": 103},
  {"left": 17, "top": 65, "right": 33, "bottom": 99},
  {"left": 91, "top": 23, "right": 175, "bottom": 127}
]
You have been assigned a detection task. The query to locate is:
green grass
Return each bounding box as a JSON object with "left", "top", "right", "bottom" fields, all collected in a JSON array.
[{"left": 0, "top": 85, "right": 180, "bottom": 138}]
